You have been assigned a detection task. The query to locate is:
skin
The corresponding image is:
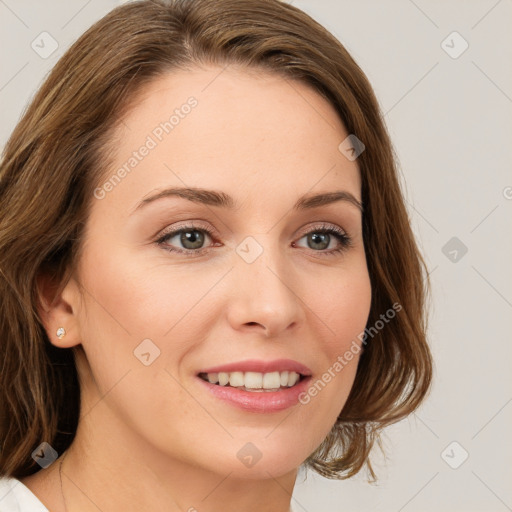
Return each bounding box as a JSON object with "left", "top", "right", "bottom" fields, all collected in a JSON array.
[{"left": 22, "top": 65, "right": 372, "bottom": 512}]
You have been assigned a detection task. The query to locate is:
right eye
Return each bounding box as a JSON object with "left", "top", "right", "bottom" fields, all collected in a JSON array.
[{"left": 156, "top": 224, "right": 217, "bottom": 256}]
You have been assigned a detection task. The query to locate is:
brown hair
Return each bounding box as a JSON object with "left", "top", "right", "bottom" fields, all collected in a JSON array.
[{"left": 0, "top": 0, "right": 432, "bottom": 480}]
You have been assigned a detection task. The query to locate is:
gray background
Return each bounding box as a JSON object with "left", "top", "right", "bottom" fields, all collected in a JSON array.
[{"left": 1, "top": 1, "right": 511, "bottom": 511}]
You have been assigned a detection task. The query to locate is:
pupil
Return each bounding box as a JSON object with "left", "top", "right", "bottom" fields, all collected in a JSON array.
[
  {"left": 181, "top": 230, "right": 204, "bottom": 249},
  {"left": 310, "top": 233, "right": 329, "bottom": 250}
]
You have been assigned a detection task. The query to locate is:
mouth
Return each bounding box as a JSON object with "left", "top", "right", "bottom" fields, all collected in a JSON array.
[
  {"left": 195, "top": 359, "right": 313, "bottom": 412},
  {"left": 198, "top": 370, "right": 307, "bottom": 392}
]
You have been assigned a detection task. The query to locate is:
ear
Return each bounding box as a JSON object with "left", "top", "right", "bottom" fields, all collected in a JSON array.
[{"left": 36, "top": 270, "right": 82, "bottom": 349}]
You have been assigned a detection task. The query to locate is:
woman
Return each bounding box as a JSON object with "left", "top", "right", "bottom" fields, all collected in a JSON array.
[{"left": 0, "top": 0, "right": 432, "bottom": 510}]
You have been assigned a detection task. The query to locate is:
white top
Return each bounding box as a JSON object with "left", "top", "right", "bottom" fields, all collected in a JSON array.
[
  {"left": 0, "top": 477, "right": 49, "bottom": 511},
  {"left": 0, "top": 476, "right": 298, "bottom": 511}
]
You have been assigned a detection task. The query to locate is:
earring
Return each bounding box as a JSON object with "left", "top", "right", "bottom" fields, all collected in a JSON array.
[{"left": 56, "top": 327, "right": 66, "bottom": 339}]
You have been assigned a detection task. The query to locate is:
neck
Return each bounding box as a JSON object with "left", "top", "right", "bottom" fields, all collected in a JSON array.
[{"left": 60, "top": 413, "right": 297, "bottom": 512}]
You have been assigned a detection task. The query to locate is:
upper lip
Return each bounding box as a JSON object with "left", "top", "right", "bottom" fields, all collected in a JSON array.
[{"left": 198, "top": 359, "right": 312, "bottom": 376}]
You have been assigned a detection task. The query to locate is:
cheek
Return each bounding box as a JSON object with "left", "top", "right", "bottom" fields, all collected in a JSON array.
[
  {"left": 74, "top": 244, "right": 220, "bottom": 421},
  {"left": 78, "top": 240, "right": 210, "bottom": 341},
  {"left": 294, "top": 262, "right": 371, "bottom": 429},
  {"left": 307, "top": 259, "right": 372, "bottom": 352}
]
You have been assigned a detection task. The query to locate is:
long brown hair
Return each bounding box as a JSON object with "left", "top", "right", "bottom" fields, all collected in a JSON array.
[{"left": 0, "top": 0, "right": 432, "bottom": 480}]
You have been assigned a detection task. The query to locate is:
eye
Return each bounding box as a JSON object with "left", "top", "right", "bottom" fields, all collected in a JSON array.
[
  {"left": 155, "top": 223, "right": 216, "bottom": 256},
  {"left": 293, "top": 223, "right": 352, "bottom": 255},
  {"left": 155, "top": 222, "right": 353, "bottom": 257}
]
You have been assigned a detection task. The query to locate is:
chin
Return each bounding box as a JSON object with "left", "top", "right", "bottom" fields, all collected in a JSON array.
[{"left": 202, "top": 433, "right": 315, "bottom": 480}]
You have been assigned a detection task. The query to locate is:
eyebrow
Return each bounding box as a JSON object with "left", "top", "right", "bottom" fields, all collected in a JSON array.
[{"left": 131, "top": 187, "right": 363, "bottom": 215}]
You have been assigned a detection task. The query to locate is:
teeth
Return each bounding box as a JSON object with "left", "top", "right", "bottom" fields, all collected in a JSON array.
[
  {"left": 229, "top": 371, "right": 244, "bottom": 387},
  {"left": 201, "top": 371, "right": 302, "bottom": 390},
  {"left": 287, "top": 371, "right": 299, "bottom": 387},
  {"left": 245, "top": 372, "right": 263, "bottom": 389},
  {"left": 262, "top": 371, "right": 281, "bottom": 389}
]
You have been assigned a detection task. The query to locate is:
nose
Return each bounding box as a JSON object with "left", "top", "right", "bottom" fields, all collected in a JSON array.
[{"left": 225, "top": 235, "right": 305, "bottom": 338}]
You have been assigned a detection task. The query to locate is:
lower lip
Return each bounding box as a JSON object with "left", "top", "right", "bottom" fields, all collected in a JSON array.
[{"left": 196, "top": 375, "right": 312, "bottom": 413}]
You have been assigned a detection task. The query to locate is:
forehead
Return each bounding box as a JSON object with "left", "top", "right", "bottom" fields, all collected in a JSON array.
[{"left": 97, "top": 65, "right": 362, "bottom": 216}]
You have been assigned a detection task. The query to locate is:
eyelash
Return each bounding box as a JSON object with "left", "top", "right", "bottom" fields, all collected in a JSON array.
[{"left": 155, "top": 222, "right": 353, "bottom": 258}]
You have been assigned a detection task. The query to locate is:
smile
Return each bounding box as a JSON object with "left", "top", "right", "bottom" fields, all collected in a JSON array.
[
  {"left": 198, "top": 370, "right": 303, "bottom": 392},
  {"left": 196, "top": 359, "right": 313, "bottom": 412}
]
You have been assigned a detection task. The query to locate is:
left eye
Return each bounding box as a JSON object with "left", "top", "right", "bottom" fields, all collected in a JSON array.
[
  {"left": 156, "top": 224, "right": 352, "bottom": 256},
  {"left": 294, "top": 229, "right": 350, "bottom": 252}
]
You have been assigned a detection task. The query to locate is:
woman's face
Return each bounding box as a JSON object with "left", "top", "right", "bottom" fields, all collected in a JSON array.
[{"left": 67, "top": 65, "right": 372, "bottom": 479}]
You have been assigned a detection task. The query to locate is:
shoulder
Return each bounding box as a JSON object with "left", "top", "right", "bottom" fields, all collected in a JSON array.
[{"left": 0, "top": 476, "right": 49, "bottom": 511}]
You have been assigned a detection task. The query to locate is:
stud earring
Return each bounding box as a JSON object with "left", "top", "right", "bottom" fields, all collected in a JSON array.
[{"left": 56, "top": 327, "right": 66, "bottom": 339}]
